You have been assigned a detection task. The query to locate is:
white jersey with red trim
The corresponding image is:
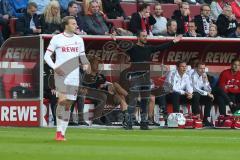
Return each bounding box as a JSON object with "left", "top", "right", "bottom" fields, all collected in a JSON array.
[{"left": 46, "top": 33, "right": 85, "bottom": 86}]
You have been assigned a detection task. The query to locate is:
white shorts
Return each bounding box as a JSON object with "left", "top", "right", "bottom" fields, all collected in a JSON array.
[
  {"left": 55, "top": 75, "right": 79, "bottom": 101},
  {"left": 56, "top": 91, "right": 78, "bottom": 101}
]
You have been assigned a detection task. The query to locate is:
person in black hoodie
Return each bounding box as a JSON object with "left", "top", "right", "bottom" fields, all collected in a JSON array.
[
  {"left": 194, "top": 4, "right": 213, "bottom": 37},
  {"left": 16, "top": 2, "right": 41, "bottom": 36},
  {"left": 129, "top": 3, "right": 156, "bottom": 35},
  {"left": 172, "top": 2, "right": 190, "bottom": 35},
  {"left": 102, "top": 0, "right": 126, "bottom": 19},
  {"left": 228, "top": 23, "right": 240, "bottom": 38},
  {"left": 216, "top": 5, "right": 238, "bottom": 37}
]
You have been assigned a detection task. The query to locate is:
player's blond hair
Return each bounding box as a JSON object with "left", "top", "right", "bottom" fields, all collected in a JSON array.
[{"left": 61, "top": 16, "right": 76, "bottom": 29}]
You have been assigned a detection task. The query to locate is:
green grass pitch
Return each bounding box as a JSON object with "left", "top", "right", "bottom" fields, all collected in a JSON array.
[{"left": 0, "top": 127, "right": 239, "bottom": 160}]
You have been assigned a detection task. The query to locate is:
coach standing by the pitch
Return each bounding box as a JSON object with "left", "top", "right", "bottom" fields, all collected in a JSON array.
[{"left": 122, "top": 30, "right": 181, "bottom": 130}]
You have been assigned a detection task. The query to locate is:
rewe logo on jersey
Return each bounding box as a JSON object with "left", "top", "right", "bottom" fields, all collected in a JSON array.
[
  {"left": 62, "top": 47, "right": 79, "bottom": 52},
  {"left": 0, "top": 106, "right": 38, "bottom": 122}
]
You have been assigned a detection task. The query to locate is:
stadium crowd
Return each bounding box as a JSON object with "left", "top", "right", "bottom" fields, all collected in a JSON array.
[
  {"left": 1, "top": 0, "right": 240, "bottom": 131},
  {"left": 1, "top": 0, "right": 240, "bottom": 45}
]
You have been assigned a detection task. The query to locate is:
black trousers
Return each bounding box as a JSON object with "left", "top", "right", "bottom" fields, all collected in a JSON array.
[
  {"left": 44, "top": 89, "right": 57, "bottom": 123},
  {"left": 167, "top": 92, "right": 191, "bottom": 113},
  {"left": 191, "top": 92, "right": 213, "bottom": 118},
  {"left": 215, "top": 87, "right": 240, "bottom": 115},
  {"left": 127, "top": 73, "right": 151, "bottom": 122}
]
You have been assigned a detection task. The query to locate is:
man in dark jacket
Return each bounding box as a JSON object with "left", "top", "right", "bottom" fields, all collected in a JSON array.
[
  {"left": 62, "top": 1, "right": 87, "bottom": 34},
  {"left": 16, "top": 2, "right": 41, "bottom": 36},
  {"left": 84, "top": 0, "right": 109, "bottom": 35},
  {"left": 172, "top": 2, "right": 190, "bottom": 34},
  {"left": 216, "top": 5, "right": 238, "bottom": 37},
  {"left": 0, "top": 0, "right": 12, "bottom": 40},
  {"left": 194, "top": 4, "right": 213, "bottom": 37},
  {"left": 228, "top": 23, "right": 240, "bottom": 38},
  {"left": 102, "top": 0, "right": 126, "bottom": 19},
  {"left": 129, "top": 3, "right": 156, "bottom": 35}
]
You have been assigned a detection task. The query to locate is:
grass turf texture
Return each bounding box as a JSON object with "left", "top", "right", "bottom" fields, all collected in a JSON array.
[{"left": 0, "top": 127, "right": 239, "bottom": 160}]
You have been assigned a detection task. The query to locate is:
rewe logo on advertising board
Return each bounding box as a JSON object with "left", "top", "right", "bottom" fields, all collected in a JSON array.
[
  {"left": 3, "top": 48, "right": 38, "bottom": 60},
  {"left": 0, "top": 101, "right": 40, "bottom": 126},
  {"left": 0, "top": 106, "right": 37, "bottom": 122}
]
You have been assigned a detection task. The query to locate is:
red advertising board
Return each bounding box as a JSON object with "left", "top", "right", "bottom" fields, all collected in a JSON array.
[
  {"left": 0, "top": 101, "right": 40, "bottom": 126},
  {"left": 42, "top": 36, "right": 240, "bottom": 66}
]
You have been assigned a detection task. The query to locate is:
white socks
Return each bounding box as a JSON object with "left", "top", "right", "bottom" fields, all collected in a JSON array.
[{"left": 56, "top": 104, "right": 70, "bottom": 136}]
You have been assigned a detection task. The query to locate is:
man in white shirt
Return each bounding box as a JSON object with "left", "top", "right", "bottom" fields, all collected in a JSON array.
[
  {"left": 191, "top": 62, "right": 214, "bottom": 127},
  {"left": 165, "top": 61, "right": 193, "bottom": 112},
  {"left": 152, "top": 3, "right": 167, "bottom": 36},
  {"left": 44, "top": 16, "right": 91, "bottom": 141}
]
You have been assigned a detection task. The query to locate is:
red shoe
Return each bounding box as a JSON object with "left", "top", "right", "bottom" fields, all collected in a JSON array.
[{"left": 55, "top": 131, "right": 66, "bottom": 141}]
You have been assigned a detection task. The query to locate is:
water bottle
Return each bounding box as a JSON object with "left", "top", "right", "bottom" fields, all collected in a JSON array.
[
  {"left": 13, "top": 91, "right": 17, "bottom": 99},
  {"left": 159, "top": 114, "right": 165, "bottom": 128}
]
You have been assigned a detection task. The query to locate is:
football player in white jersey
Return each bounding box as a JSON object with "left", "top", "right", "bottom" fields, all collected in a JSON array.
[{"left": 44, "top": 16, "right": 90, "bottom": 141}]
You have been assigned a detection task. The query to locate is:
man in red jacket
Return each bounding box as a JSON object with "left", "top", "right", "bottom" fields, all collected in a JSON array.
[{"left": 216, "top": 58, "right": 240, "bottom": 115}]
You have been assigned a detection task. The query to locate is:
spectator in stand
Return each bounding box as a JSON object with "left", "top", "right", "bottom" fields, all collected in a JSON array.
[
  {"left": 172, "top": 2, "right": 191, "bottom": 35},
  {"left": 162, "top": 19, "right": 178, "bottom": 36},
  {"left": 29, "top": 0, "right": 50, "bottom": 15},
  {"left": 164, "top": 60, "right": 193, "bottom": 113},
  {"left": 0, "top": 0, "right": 12, "bottom": 40},
  {"left": 16, "top": 2, "right": 42, "bottom": 36},
  {"left": 152, "top": 3, "right": 167, "bottom": 36},
  {"left": 228, "top": 22, "right": 240, "bottom": 37},
  {"left": 208, "top": 23, "right": 219, "bottom": 37},
  {"left": 194, "top": 4, "right": 213, "bottom": 37},
  {"left": 40, "top": 0, "right": 61, "bottom": 34},
  {"left": 184, "top": 20, "right": 202, "bottom": 37},
  {"left": 102, "top": 0, "right": 126, "bottom": 19},
  {"left": 216, "top": 58, "right": 240, "bottom": 116},
  {"left": 83, "top": 0, "right": 103, "bottom": 15},
  {"left": 129, "top": 3, "right": 156, "bottom": 35},
  {"left": 62, "top": 1, "right": 87, "bottom": 35},
  {"left": 190, "top": 62, "right": 214, "bottom": 127},
  {"left": 210, "top": 0, "right": 230, "bottom": 22},
  {"left": 231, "top": 0, "right": 240, "bottom": 19},
  {"left": 84, "top": 0, "right": 109, "bottom": 35},
  {"left": 216, "top": 5, "right": 238, "bottom": 37},
  {"left": 8, "top": 0, "right": 28, "bottom": 18}
]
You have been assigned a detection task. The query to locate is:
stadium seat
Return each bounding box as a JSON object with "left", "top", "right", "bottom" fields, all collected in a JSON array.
[
  {"left": 162, "top": 4, "right": 179, "bottom": 19},
  {"left": 189, "top": 5, "right": 201, "bottom": 18},
  {"left": 120, "top": 2, "right": 137, "bottom": 17},
  {"left": 106, "top": 19, "right": 124, "bottom": 28}
]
